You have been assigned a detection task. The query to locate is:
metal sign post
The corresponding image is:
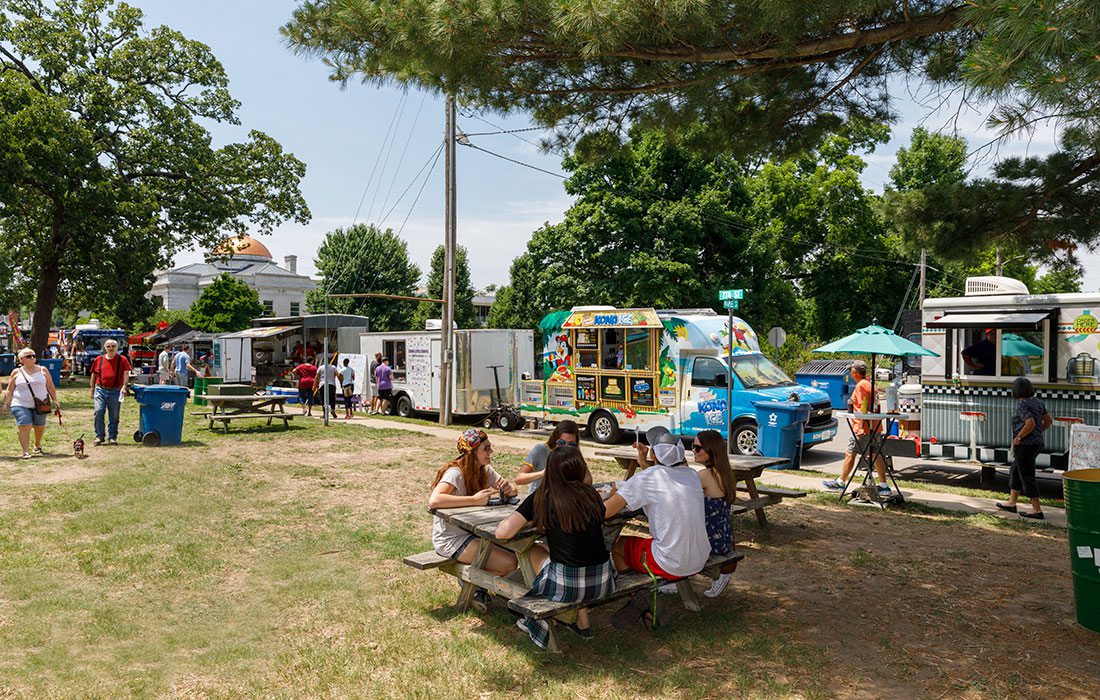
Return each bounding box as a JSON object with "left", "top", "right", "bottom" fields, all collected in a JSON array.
[
  {"left": 719, "top": 290, "right": 743, "bottom": 454},
  {"left": 767, "top": 326, "right": 787, "bottom": 365}
]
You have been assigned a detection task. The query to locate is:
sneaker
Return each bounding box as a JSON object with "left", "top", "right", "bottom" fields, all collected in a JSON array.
[
  {"left": 107, "top": 439, "right": 118, "bottom": 446},
  {"left": 877, "top": 483, "right": 892, "bottom": 495},
  {"left": 20, "top": 453, "right": 31, "bottom": 460},
  {"left": 32, "top": 446, "right": 44, "bottom": 456},
  {"left": 471, "top": 589, "right": 491, "bottom": 612},
  {"left": 821, "top": 479, "right": 844, "bottom": 491},
  {"left": 93, "top": 438, "right": 105, "bottom": 446},
  {"left": 703, "top": 573, "right": 732, "bottom": 599},
  {"left": 515, "top": 618, "right": 529, "bottom": 634},
  {"left": 658, "top": 582, "right": 679, "bottom": 595}
]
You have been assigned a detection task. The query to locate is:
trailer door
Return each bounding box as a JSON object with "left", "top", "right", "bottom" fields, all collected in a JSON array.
[{"left": 223, "top": 337, "right": 245, "bottom": 382}]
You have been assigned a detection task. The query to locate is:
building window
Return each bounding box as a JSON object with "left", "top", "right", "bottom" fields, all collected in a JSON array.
[
  {"left": 262, "top": 300, "right": 274, "bottom": 316},
  {"left": 290, "top": 301, "right": 300, "bottom": 316}
]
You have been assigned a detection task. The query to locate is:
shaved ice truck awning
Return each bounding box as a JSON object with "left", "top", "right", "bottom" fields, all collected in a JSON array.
[
  {"left": 561, "top": 309, "right": 663, "bottom": 329},
  {"left": 927, "top": 310, "right": 1053, "bottom": 330}
]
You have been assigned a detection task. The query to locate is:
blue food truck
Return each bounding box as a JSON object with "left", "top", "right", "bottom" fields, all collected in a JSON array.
[
  {"left": 519, "top": 307, "right": 838, "bottom": 451},
  {"left": 70, "top": 327, "right": 129, "bottom": 376}
]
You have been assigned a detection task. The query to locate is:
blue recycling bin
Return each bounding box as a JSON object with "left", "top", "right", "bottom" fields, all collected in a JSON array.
[
  {"left": 794, "top": 360, "right": 854, "bottom": 410},
  {"left": 0, "top": 354, "right": 13, "bottom": 377},
  {"left": 39, "top": 358, "right": 62, "bottom": 387},
  {"left": 131, "top": 385, "right": 190, "bottom": 446},
  {"left": 754, "top": 400, "right": 812, "bottom": 469}
]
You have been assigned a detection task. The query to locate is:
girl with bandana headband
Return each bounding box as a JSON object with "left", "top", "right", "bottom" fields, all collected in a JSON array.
[{"left": 429, "top": 429, "right": 520, "bottom": 601}]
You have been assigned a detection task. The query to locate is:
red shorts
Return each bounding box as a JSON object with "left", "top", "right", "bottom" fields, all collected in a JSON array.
[{"left": 620, "top": 536, "right": 683, "bottom": 581}]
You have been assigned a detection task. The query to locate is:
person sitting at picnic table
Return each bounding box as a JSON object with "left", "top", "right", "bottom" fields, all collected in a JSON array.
[
  {"left": 428, "top": 429, "right": 521, "bottom": 611},
  {"left": 497, "top": 445, "right": 613, "bottom": 649},
  {"left": 514, "top": 420, "right": 592, "bottom": 492},
  {"left": 603, "top": 426, "right": 711, "bottom": 628},
  {"left": 822, "top": 360, "right": 891, "bottom": 495}
]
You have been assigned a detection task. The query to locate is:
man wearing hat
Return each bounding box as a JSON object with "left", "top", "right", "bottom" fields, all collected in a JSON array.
[{"left": 603, "top": 426, "right": 711, "bottom": 588}]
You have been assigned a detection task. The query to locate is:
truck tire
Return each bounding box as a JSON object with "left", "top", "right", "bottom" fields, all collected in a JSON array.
[
  {"left": 730, "top": 420, "right": 759, "bottom": 455},
  {"left": 497, "top": 412, "right": 518, "bottom": 432},
  {"left": 394, "top": 395, "right": 414, "bottom": 418},
  {"left": 588, "top": 411, "right": 621, "bottom": 445}
]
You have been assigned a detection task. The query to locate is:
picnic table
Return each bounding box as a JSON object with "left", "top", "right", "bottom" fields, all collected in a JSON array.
[
  {"left": 198, "top": 394, "right": 293, "bottom": 433},
  {"left": 592, "top": 445, "right": 803, "bottom": 527},
  {"left": 405, "top": 499, "right": 743, "bottom": 653}
]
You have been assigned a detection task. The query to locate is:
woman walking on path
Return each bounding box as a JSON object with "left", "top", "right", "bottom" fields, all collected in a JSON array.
[
  {"left": 997, "top": 377, "right": 1052, "bottom": 520},
  {"left": 497, "top": 445, "right": 612, "bottom": 648},
  {"left": 1, "top": 348, "right": 61, "bottom": 459}
]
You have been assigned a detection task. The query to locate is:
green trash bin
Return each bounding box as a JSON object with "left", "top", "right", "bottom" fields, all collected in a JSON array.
[
  {"left": 1064, "top": 468, "right": 1100, "bottom": 633},
  {"left": 193, "top": 377, "right": 223, "bottom": 406}
]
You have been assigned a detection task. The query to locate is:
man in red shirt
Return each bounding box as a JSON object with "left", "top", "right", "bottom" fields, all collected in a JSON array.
[
  {"left": 292, "top": 357, "right": 318, "bottom": 416},
  {"left": 90, "top": 339, "right": 132, "bottom": 446},
  {"left": 822, "top": 360, "right": 890, "bottom": 495}
]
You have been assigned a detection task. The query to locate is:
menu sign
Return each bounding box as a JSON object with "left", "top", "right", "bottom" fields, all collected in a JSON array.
[
  {"left": 1069, "top": 424, "right": 1100, "bottom": 471},
  {"left": 600, "top": 376, "right": 626, "bottom": 401},
  {"left": 575, "top": 374, "right": 597, "bottom": 402},
  {"left": 575, "top": 330, "right": 598, "bottom": 350},
  {"left": 631, "top": 378, "right": 655, "bottom": 407}
]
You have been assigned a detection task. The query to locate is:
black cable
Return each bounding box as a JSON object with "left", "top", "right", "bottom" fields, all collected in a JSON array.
[{"left": 458, "top": 141, "right": 567, "bottom": 179}]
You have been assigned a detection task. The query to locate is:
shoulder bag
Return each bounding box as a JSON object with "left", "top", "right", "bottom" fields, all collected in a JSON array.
[{"left": 20, "top": 369, "right": 53, "bottom": 414}]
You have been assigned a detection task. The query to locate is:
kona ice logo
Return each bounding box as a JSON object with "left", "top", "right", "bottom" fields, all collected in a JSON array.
[
  {"left": 696, "top": 389, "right": 727, "bottom": 427},
  {"left": 1066, "top": 311, "right": 1099, "bottom": 344}
]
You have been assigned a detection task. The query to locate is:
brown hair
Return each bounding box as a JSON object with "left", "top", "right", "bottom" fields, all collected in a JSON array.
[
  {"left": 546, "top": 420, "right": 580, "bottom": 450},
  {"left": 532, "top": 446, "right": 604, "bottom": 534},
  {"left": 431, "top": 429, "right": 490, "bottom": 493},
  {"left": 696, "top": 430, "right": 737, "bottom": 504}
]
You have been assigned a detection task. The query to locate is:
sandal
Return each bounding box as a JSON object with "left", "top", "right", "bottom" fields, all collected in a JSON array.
[
  {"left": 32, "top": 446, "right": 44, "bottom": 456},
  {"left": 995, "top": 502, "right": 1017, "bottom": 513},
  {"left": 1019, "top": 511, "right": 1045, "bottom": 520}
]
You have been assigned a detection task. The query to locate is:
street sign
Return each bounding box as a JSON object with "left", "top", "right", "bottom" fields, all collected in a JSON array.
[
  {"left": 768, "top": 327, "right": 787, "bottom": 348},
  {"left": 722, "top": 300, "right": 740, "bottom": 309},
  {"left": 718, "top": 289, "right": 744, "bottom": 301}
]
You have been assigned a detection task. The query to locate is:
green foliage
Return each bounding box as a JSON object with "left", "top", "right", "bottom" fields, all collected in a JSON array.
[
  {"left": 134, "top": 307, "right": 193, "bottom": 334},
  {"left": 410, "top": 245, "right": 477, "bottom": 329},
  {"left": 889, "top": 128, "right": 967, "bottom": 192},
  {"left": 0, "top": 0, "right": 310, "bottom": 352},
  {"left": 306, "top": 224, "right": 420, "bottom": 332},
  {"left": 188, "top": 274, "right": 262, "bottom": 333}
]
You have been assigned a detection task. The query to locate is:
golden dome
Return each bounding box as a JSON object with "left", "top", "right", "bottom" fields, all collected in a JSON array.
[{"left": 212, "top": 235, "right": 273, "bottom": 259}]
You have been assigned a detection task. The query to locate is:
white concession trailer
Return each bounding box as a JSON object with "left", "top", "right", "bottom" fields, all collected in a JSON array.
[{"left": 360, "top": 329, "right": 535, "bottom": 418}]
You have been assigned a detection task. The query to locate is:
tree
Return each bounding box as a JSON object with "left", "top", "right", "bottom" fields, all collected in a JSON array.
[
  {"left": 188, "top": 274, "right": 262, "bottom": 333},
  {"left": 889, "top": 128, "right": 967, "bottom": 192},
  {"left": 411, "top": 245, "right": 477, "bottom": 329},
  {"left": 306, "top": 224, "right": 420, "bottom": 332},
  {"left": 0, "top": 0, "right": 309, "bottom": 353}
]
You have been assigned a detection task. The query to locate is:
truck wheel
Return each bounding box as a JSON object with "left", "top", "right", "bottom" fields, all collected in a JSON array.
[
  {"left": 498, "top": 411, "right": 521, "bottom": 432},
  {"left": 589, "top": 411, "right": 621, "bottom": 445},
  {"left": 482, "top": 415, "right": 497, "bottom": 429},
  {"left": 730, "top": 421, "right": 759, "bottom": 455},
  {"left": 395, "top": 395, "right": 414, "bottom": 418}
]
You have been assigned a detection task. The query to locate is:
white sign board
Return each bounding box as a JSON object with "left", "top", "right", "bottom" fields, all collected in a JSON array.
[
  {"left": 1068, "top": 424, "right": 1100, "bottom": 471},
  {"left": 768, "top": 327, "right": 787, "bottom": 348}
]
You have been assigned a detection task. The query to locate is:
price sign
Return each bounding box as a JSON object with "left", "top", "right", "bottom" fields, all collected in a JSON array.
[
  {"left": 718, "top": 289, "right": 744, "bottom": 301},
  {"left": 722, "top": 300, "right": 740, "bottom": 309}
]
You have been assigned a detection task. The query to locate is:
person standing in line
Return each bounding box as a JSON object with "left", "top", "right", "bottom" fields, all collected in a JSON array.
[
  {"left": 1, "top": 348, "right": 61, "bottom": 458},
  {"left": 156, "top": 345, "right": 173, "bottom": 385},
  {"left": 374, "top": 356, "right": 394, "bottom": 415},
  {"left": 90, "top": 339, "right": 131, "bottom": 446},
  {"left": 368, "top": 352, "right": 382, "bottom": 414},
  {"left": 339, "top": 357, "right": 356, "bottom": 420},
  {"left": 316, "top": 356, "right": 339, "bottom": 419},
  {"left": 997, "top": 377, "right": 1052, "bottom": 520},
  {"left": 170, "top": 345, "right": 198, "bottom": 389},
  {"left": 291, "top": 357, "right": 317, "bottom": 416}
]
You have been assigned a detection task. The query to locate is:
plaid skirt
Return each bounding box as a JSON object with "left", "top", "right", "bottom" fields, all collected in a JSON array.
[{"left": 518, "top": 559, "right": 615, "bottom": 649}]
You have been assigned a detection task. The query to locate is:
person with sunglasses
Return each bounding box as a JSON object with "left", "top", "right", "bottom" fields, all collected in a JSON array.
[
  {"left": 683, "top": 430, "right": 739, "bottom": 598},
  {"left": 515, "top": 420, "right": 591, "bottom": 492},
  {"left": 428, "top": 429, "right": 528, "bottom": 611},
  {"left": 1, "top": 348, "right": 61, "bottom": 459}
]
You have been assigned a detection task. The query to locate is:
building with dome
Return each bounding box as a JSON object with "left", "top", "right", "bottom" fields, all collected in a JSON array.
[{"left": 149, "top": 235, "right": 316, "bottom": 317}]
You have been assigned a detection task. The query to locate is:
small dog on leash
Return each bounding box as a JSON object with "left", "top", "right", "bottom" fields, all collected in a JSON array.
[{"left": 72, "top": 434, "right": 86, "bottom": 460}]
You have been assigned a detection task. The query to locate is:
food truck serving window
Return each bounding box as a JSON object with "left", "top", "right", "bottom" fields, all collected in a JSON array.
[
  {"left": 960, "top": 328, "right": 1046, "bottom": 379},
  {"left": 601, "top": 329, "right": 624, "bottom": 370},
  {"left": 383, "top": 340, "right": 407, "bottom": 379},
  {"left": 624, "top": 331, "right": 652, "bottom": 371}
]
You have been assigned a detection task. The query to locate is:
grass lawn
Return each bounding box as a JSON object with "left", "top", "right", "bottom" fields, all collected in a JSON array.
[{"left": 0, "top": 382, "right": 1093, "bottom": 698}]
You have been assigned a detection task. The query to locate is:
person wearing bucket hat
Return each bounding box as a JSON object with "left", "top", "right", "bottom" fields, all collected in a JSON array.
[
  {"left": 428, "top": 429, "right": 526, "bottom": 610},
  {"left": 603, "top": 425, "right": 710, "bottom": 627}
]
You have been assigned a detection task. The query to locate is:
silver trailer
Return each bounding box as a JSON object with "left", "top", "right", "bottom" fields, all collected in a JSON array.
[{"left": 359, "top": 329, "right": 535, "bottom": 417}]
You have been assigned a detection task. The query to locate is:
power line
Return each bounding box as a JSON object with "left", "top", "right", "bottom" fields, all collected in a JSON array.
[
  {"left": 379, "top": 143, "right": 444, "bottom": 226},
  {"left": 458, "top": 141, "right": 567, "bottom": 179},
  {"left": 398, "top": 142, "right": 445, "bottom": 238},
  {"left": 378, "top": 91, "right": 429, "bottom": 221},
  {"left": 365, "top": 91, "right": 409, "bottom": 223}
]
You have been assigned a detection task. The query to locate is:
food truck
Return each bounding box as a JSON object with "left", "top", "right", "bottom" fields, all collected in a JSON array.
[
  {"left": 69, "top": 327, "right": 129, "bottom": 375},
  {"left": 519, "top": 307, "right": 838, "bottom": 449},
  {"left": 359, "top": 328, "right": 535, "bottom": 420},
  {"left": 921, "top": 276, "right": 1100, "bottom": 468}
]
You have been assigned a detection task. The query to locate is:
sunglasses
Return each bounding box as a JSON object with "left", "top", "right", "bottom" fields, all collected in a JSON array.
[
  {"left": 691, "top": 444, "right": 704, "bottom": 452},
  {"left": 556, "top": 438, "right": 577, "bottom": 446},
  {"left": 21, "top": 354, "right": 35, "bottom": 359}
]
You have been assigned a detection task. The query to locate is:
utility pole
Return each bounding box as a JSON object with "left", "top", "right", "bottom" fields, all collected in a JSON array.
[
  {"left": 995, "top": 245, "right": 1003, "bottom": 276},
  {"left": 918, "top": 248, "right": 927, "bottom": 308},
  {"left": 439, "top": 94, "right": 457, "bottom": 425}
]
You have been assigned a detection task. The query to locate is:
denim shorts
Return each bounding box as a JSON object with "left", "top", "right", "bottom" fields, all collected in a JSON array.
[{"left": 10, "top": 406, "right": 47, "bottom": 427}]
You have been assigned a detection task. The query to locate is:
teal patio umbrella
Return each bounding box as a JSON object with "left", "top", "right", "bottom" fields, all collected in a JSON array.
[
  {"left": 813, "top": 324, "right": 939, "bottom": 406},
  {"left": 1001, "top": 332, "right": 1043, "bottom": 357}
]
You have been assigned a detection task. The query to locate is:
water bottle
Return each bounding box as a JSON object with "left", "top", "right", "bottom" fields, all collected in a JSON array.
[{"left": 885, "top": 383, "right": 898, "bottom": 413}]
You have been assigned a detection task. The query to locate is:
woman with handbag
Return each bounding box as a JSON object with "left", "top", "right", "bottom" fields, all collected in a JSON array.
[{"left": 1, "top": 348, "right": 61, "bottom": 459}]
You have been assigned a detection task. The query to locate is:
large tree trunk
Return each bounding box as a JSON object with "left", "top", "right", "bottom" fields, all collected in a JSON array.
[{"left": 29, "top": 256, "right": 61, "bottom": 356}]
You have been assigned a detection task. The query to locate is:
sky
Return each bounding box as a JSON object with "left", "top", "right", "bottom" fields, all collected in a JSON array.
[{"left": 136, "top": 0, "right": 1098, "bottom": 293}]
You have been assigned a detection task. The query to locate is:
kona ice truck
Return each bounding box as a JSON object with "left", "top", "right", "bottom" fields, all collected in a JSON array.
[{"left": 518, "top": 307, "right": 838, "bottom": 451}]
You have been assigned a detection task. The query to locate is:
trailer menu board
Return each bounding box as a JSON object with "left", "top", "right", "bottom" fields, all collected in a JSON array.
[
  {"left": 630, "top": 377, "right": 655, "bottom": 407},
  {"left": 574, "top": 330, "right": 598, "bottom": 350},
  {"left": 575, "top": 374, "right": 597, "bottom": 402},
  {"left": 600, "top": 375, "right": 626, "bottom": 401},
  {"left": 1069, "top": 424, "right": 1100, "bottom": 471}
]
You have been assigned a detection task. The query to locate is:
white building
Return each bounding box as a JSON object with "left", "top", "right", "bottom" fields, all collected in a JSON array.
[{"left": 150, "top": 235, "right": 315, "bottom": 317}]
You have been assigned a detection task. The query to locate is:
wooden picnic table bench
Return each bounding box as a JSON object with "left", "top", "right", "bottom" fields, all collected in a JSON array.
[
  {"left": 592, "top": 445, "right": 804, "bottom": 528},
  {"left": 197, "top": 394, "right": 293, "bottom": 433},
  {"left": 405, "top": 500, "right": 741, "bottom": 652}
]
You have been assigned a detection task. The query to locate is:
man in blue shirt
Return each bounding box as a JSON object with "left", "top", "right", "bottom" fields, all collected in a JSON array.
[{"left": 170, "top": 345, "right": 199, "bottom": 388}]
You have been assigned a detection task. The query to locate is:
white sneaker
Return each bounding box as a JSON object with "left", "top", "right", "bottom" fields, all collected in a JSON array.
[
  {"left": 703, "top": 573, "right": 732, "bottom": 598},
  {"left": 658, "top": 582, "right": 679, "bottom": 595}
]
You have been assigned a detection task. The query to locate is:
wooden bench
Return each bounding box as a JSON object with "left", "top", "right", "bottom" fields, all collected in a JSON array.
[
  {"left": 202, "top": 412, "right": 293, "bottom": 432},
  {"left": 747, "top": 485, "right": 807, "bottom": 499},
  {"left": 507, "top": 550, "right": 746, "bottom": 620}
]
